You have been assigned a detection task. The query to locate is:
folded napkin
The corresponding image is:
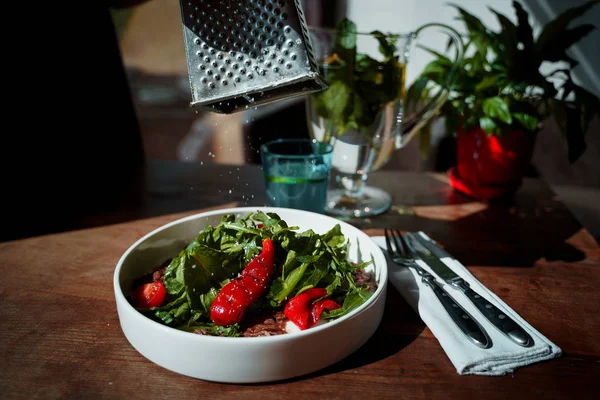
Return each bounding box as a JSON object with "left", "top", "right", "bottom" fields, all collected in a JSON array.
[{"left": 371, "top": 233, "right": 562, "bottom": 376}]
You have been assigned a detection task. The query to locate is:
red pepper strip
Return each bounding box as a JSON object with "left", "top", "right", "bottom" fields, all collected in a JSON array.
[
  {"left": 283, "top": 288, "right": 328, "bottom": 330},
  {"left": 309, "top": 298, "right": 341, "bottom": 327},
  {"left": 210, "top": 238, "right": 274, "bottom": 326}
]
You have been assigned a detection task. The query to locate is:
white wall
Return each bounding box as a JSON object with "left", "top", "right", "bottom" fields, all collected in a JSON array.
[{"left": 345, "top": 0, "right": 599, "bottom": 96}]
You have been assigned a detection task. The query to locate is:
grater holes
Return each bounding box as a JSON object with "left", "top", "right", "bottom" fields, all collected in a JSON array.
[
  {"left": 219, "top": 66, "right": 226, "bottom": 73},
  {"left": 209, "top": 82, "right": 216, "bottom": 89},
  {"left": 284, "top": 26, "right": 291, "bottom": 34},
  {"left": 285, "top": 63, "right": 292, "bottom": 69},
  {"left": 290, "top": 53, "right": 297, "bottom": 60},
  {"left": 235, "top": 76, "right": 241, "bottom": 82},
  {"left": 273, "top": 66, "right": 279, "bottom": 73}
]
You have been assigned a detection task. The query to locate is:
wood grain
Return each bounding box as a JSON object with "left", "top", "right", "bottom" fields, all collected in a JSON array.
[{"left": 1, "top": 162, "right": 599, "bottom": 399}]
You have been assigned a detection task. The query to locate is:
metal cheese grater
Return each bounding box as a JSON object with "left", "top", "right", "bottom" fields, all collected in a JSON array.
[{"left": 179, "top": 0, "right": 327, "bottom": 114}]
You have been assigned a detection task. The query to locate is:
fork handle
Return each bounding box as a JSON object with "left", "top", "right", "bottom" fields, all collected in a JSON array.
[{"left": 421, "top": 276, "right": 492, "bottom": 349}]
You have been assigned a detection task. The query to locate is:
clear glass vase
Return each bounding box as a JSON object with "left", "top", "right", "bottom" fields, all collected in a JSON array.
[{"left": 306, "top": 24, "right": 464, "bottom": 218}]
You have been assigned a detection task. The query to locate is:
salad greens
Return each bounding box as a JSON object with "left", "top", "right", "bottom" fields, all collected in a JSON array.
[
  {"left": 134, "top": 211, "right": 374, "bottom": 337},
  {"left": 311, "top": 18, "right": 406, "bottom": 136}
]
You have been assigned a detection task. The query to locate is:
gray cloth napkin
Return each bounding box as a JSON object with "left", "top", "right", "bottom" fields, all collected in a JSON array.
[{"left": 371, "top": 232, "right": 562, "bottom": 376}]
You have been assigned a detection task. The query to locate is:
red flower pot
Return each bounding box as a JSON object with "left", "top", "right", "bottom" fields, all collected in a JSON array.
[{"left": 448, "top": 126, "right": 535, "bottom": 200}]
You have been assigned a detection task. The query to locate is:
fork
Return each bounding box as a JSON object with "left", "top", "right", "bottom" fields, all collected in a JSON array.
[{"left": 384, "top": 229, "right": 492, "bottom": 349}]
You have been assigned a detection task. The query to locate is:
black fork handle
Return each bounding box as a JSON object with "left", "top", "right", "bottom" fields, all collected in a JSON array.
[{"left": 421, "top": 273, "right": 492, "bottom": 349}]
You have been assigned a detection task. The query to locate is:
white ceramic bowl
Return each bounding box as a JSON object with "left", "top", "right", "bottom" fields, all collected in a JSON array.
[{"left": 114, "top": 207, "right": 387, "bottom": 383}]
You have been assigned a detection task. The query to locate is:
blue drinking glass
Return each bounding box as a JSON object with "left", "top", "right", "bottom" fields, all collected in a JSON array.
[{"left": 260, "top": 139, "right": 333, "bottom": 214}]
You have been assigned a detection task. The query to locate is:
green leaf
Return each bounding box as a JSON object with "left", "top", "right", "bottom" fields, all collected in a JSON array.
[
  {"left": 323, "top": 288, "right": 373, "bottom": 319},
  {"left": 179, "top": 322, "right": 241, "bottom": 337},
  {"left": 267, "top": 262, "right": 310, "bottom": 303},
  {"left": 513, "top": 113, "right": 538, "bottom": 132},
  {"left": 482, "top": 96, "right": 513, "bottom": 124},
  {"left": 371, "top": 30, "right": 399, "bottom": 59},
  {"left": 337, "top": 18, "right": 357, "bottom": 51},
  {"left": 479, "top": 116, "right": 498, "bottom": 135},
  {"left": 417, "top": 45, "right": 452, "bottom": 64},
  {"left": 475, "top": 75, "right": 500, "bottom": 92},
  {"left": 450, "top": 3, "right": 488, "bottom": 36}
]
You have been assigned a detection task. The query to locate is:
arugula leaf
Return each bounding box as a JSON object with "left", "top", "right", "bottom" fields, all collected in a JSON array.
[
  {"left": 134, "top": 211, "right": 377, "bottom": 334},
  {"left": 323, "top": 288, "right": 373, "bottom": 319},
  {"left": 179, "top": 322, "right": 241, "bottom": 337}
]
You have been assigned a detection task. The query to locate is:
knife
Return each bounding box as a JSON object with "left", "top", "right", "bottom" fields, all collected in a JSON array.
[{"left": 405, "top": 232, "right": 534, "bottom": 348}]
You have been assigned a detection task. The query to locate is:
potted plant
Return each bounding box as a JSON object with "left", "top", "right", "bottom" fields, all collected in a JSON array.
[{"left": 406, "top": 0, "right": 600, "bottom": 200}]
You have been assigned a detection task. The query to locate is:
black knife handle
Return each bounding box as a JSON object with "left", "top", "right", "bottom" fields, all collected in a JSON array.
[
  {"left": 454, "top": 280, "right": 534, "bottom": 347},
  {"left": 421, "top": 275, "right": 492, "bottom": 349}
]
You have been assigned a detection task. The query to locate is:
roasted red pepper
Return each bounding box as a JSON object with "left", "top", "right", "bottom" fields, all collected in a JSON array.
[
  {"left": 309, "top": 298, "right": 342, "bottom": 327},
  {"left": 284, "top": 288, "right": 341, "bottom": 330},
  {"left": 210, "top": 238, "right": 275, "bottom": 326}
]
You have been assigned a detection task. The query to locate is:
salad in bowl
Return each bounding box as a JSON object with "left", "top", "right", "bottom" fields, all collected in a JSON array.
[
  {"left": 114, "top": 207, "right": 387, "bottom": 383},
  {"left": 128, "top": 210, "right": 378, "bottom": 337}
]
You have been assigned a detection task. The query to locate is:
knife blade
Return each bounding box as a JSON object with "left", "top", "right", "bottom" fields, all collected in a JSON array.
[{"left": 405, "top": 232, "right": 534, "bottom": 348}]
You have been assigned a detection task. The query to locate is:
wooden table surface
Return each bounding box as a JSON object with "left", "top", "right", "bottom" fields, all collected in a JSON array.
[{"left": 1, "top": 160, "right": 599, "bottom": 399}]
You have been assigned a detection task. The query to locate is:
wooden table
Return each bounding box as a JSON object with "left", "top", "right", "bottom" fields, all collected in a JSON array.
[{"left": 2, "top": 160, "right": 599, "bottom": 399}]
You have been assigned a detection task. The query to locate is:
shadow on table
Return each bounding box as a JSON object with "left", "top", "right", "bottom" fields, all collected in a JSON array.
[{"left": 344, "top": 174, "right": 587, "bottom": 268}]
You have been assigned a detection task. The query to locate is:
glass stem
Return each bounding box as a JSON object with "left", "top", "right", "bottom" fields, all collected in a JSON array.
[{"left": 336, "top": 172, "right": 368, "bottom": 199}]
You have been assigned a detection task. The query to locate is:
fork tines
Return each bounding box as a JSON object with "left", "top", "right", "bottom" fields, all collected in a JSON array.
[{"left": 384, "top": 229, "right": 409, "bottom": 258}]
